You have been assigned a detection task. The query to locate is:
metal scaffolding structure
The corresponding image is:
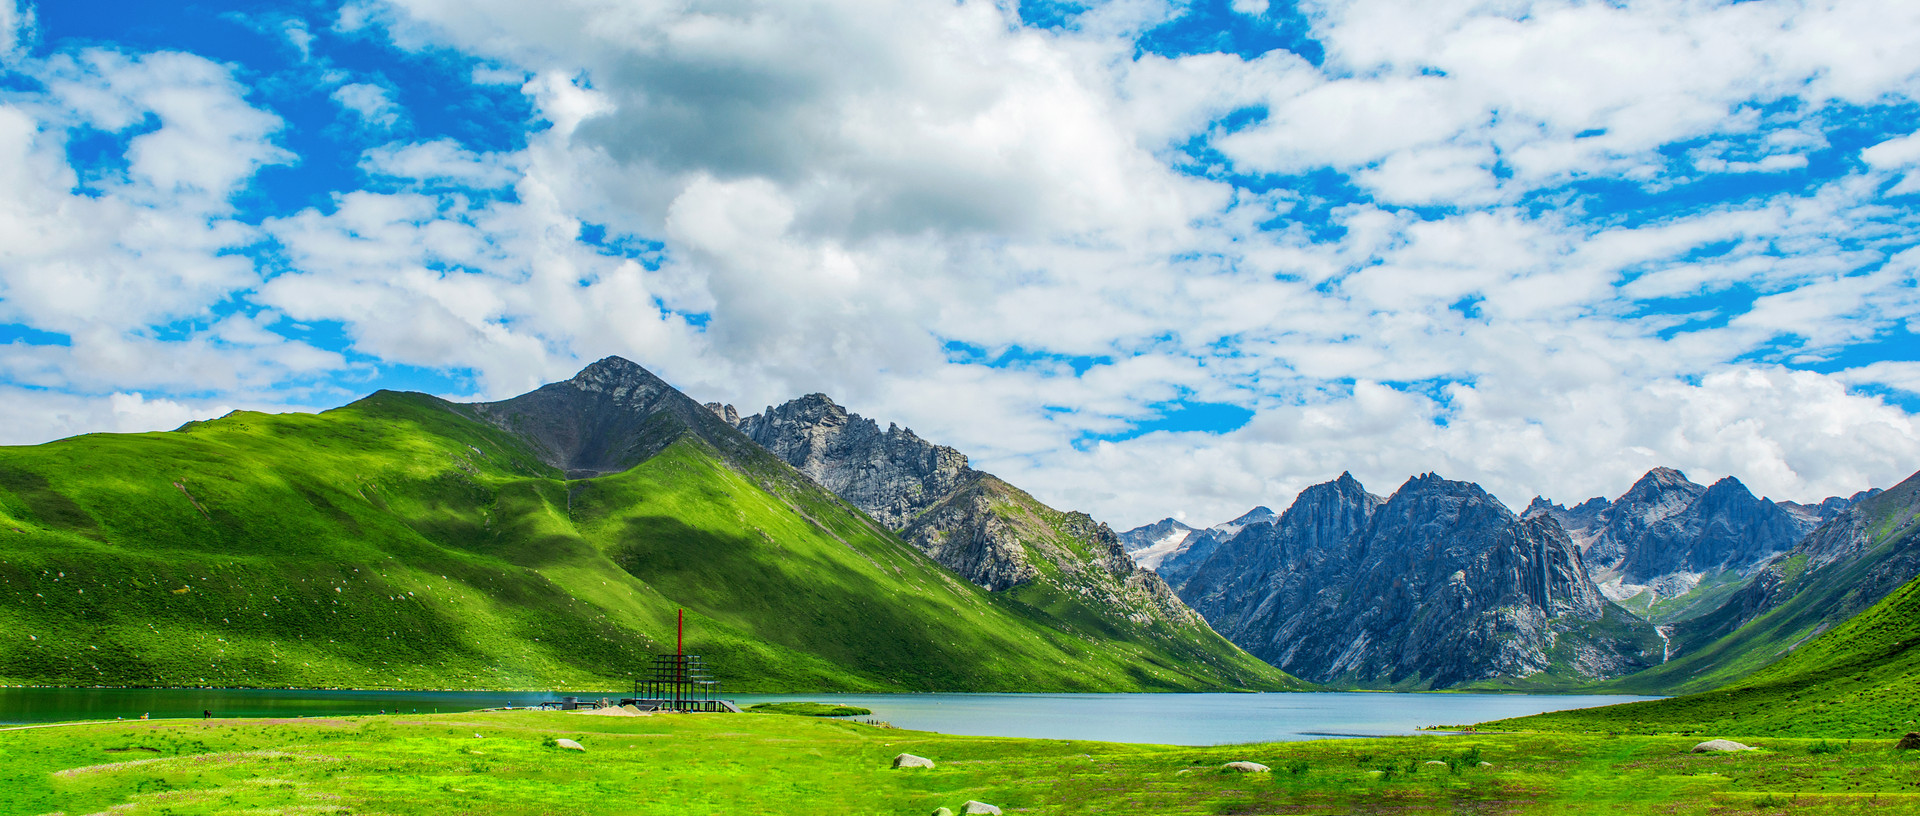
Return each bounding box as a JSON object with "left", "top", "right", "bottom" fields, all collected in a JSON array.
[{"left": 621, "top": 608, "right": 734, "bottom": 713}]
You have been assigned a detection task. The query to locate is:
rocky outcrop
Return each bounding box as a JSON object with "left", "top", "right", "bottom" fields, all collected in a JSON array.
[
  {"left": 1177, "top": 473, "right": 1658, "bottom": 688},
  {"left": 1528, "top": 468, "right": 1826, "bottom": 605},
  {"left": 726, "top": 394, "right": 971, "bottom": 529},
  {"left": 725, "top": 394, "right": 1209, "bottom": 634}
]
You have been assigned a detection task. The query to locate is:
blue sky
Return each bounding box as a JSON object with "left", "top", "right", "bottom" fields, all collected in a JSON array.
[{"left": 2, "top": 0, "right": 1918, "bottom": 527}]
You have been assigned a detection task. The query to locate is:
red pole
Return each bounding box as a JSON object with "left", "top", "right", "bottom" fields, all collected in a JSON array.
[{"left": 676, "top": 608, "right": 684, "bottom": 711}]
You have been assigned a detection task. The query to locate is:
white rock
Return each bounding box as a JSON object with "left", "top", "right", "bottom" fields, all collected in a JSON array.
[
  {"left": 931, "top": 809, "right": 954, "bottom": 816},
  {"left": 1691, "top": 739, "right": 1754, "bottom": 753},
  {"left": 961, "top": 802, "right": 1001, "bottom": 815},
  {"left": 1425, "top": 760, "right": 1448, "bottom": 766},
  {"left": 553, "top": 738, "right": 586, "bottom": 752},
  {"left": 1222, "top": 761, "right": 1270, "bottom": 773},
  {"left": 892, "top": 753, "right": 935, "bottom": 769}
]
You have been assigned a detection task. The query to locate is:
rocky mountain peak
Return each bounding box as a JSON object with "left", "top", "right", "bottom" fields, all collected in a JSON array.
[
  {"left": 464, "top": 356, "right": 732, "bottom": 478},
  {"left": 1213, "top": 505, "right": 1277, "bottom": 534},
  {"left": 732, "top": 395, "right": 970, "bottom": 529},
  {"left": 567, "top": 356, "right": 671, "bottom": 397}
]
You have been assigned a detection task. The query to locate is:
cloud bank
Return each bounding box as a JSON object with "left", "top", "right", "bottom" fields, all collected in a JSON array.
[{"left": 2, "top": 0, "right": 1918, "bottom": 527}]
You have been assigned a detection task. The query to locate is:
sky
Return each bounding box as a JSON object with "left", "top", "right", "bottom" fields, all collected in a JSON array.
[{"left": 2, "top": 0, "right": 1918, "bottom": 529}]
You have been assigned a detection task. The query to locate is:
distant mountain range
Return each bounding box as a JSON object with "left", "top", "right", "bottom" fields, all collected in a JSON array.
[
  {"left": 1128, "top": 465, "right": 1910, "bottom": 691},
  {"left": 1160, "top": 473, "right": 1658, "bottom": 688}
]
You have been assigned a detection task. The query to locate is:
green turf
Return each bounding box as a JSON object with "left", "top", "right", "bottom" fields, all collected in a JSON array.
[
  {"left": 6, "top": 710, "right": 1920, "bottom": 815},
  {"left": 745, "top": 702, "right": 872, "bottom": 716},
  {"left": 0, "top": 392, "right": 1299, "bottom": 693}
]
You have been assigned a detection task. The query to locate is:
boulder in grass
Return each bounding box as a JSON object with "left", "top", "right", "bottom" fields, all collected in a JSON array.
[
  {"left": 931, "top": 809, "right": 954, "bottom": 816},
  {"left": 1691, "top": 739, "right": 1754, "bottom": 753},
  {"left": 961, "top": 802, "right": 1002, "bottom": 815},
  {"left": 551, "top": 738, "right": 586, "bottom": 752},
  {"left": 893, "top": 753, "right": 935, "bottom": 769},
  {"left": 1896, "top": 732, "right": 1920, "bottom": 750},
  {"left": 1222, "top": 761, "right": 1270, "bottom": 773}
]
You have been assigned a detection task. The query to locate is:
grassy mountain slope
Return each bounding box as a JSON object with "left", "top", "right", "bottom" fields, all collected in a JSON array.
[
  {"left": 1483, "top": 476, "right": 1920, "bottom": 736},
  {"left": 0, "top": 390, "right": 1296, "bottom": 692}
]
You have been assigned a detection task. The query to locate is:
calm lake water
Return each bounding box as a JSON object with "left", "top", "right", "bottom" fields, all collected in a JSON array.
[{"left": 0, "top": 688, "right": 1657, "bottom": 745}]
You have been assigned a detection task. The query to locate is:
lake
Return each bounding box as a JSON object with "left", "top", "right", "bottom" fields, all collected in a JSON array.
[{"left": 0, "top": 688, "right": 1656, "bottom": 744}]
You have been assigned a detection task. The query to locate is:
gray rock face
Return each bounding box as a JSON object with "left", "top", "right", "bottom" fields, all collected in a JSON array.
[
  {"left": 1615, "top": 477, "right": 1814, "bottom": 584},
  {"left": 727, "top": 394, "right": 971, "bottom": 530},
  {"left": 892, "top": 753, "right": 935, "bottom": 769},
  {"left": 960, "top": 802, "right": 1002, "bottom": 816},
  {"left": 1177, "top": 473, "right": 1657, "bottom": 688},
  {"left": 728, "top": 395, "right": 1206, "bottom": 633},
  {"left": 1531, "top": 468, "right": 1827, "bottom": 604},
  {"left": 1222, "top": 761, "right": 1271, "bottom": 772},
  {"left": 1691, "top": 739, "right": 1753, "bottom": 752}
]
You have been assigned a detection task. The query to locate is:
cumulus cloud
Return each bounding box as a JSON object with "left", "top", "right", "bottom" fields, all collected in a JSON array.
[
  {"left": 331, "top": 81, "right": 402, "bottom": 130},
  {"left": 0, "top": 50, "right": 289, "bottom": 337}
]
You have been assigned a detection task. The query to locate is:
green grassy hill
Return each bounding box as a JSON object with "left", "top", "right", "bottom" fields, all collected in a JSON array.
[
  {"left": 0, "top": 384, "right": 1299, "bottom": 693},
  {"left": 1482, "top": 473, "right": 1920, "bottom": 737}
]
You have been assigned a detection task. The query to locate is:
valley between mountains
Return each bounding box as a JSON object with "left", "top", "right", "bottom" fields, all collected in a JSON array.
[{"left": 4, "top": 355, "right": 1919, "bottom": 725}]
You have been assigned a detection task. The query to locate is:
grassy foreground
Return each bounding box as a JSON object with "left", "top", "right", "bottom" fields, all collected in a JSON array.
[{"left": 6, "top": 710, "right": 1920, "bottom": 815}]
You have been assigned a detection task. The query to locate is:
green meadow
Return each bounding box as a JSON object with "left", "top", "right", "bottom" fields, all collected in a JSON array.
[{"left": 6, "top": 709, "right": 1920, "bottom": 815}]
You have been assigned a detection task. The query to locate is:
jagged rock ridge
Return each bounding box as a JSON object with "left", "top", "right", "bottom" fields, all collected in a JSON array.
[
  {"left": 715, "top": 394, "right": 1211, "bottom": 633},
  {"left": 1528, "top": 468, "right": 1865, "bottom": 613},
  {"left": 722, "top": 394, "right": 970, "bottom": 529},
  {"left": 1176, "top": 472, "right": 1659, "bottom": 688}
]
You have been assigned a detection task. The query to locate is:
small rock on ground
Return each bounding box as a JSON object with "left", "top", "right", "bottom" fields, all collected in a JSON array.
[
  {"left": 931, "top": 809, "right": 953, "bottom": 816},
  {"left": 1222, "top": 761, "right": 1270, "bottom": 773},
  {"left": 961, "top": 802, "right": 1001, "bottom": 815},
  {"left": 1478, "top": 761, "right": 1494, "bottom": 767},
  {"left": 553, "top": 738, "right": 586, "bottom": 752},
  {"left": 1897, "top": 732, "right": 1920, "bottom": 750},
  {"left": 893, "top": 753, "right": 935, "bottom": 769},
  {"left": 1424, "top": 760, "right": 1447, "bottom": 766},
  {"left": 1691, "top": 739, "right": 1754, "bottom": 753}
]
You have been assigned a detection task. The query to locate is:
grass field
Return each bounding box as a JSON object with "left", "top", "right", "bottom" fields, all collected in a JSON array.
[{"left": 5, "top": 709, "right": 1920, "bottom": 815}]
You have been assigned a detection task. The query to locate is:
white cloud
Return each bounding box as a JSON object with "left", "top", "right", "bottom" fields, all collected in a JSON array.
[
  {"left": 332, "top": 82, "right": 403, "bottom": 130},
  {"left": 0, "top": 0, "right": 29, "bottom": 62},
  {"left": 360, "top": 138, "right": 519, "bottom": 187},
  {"left": 0, "top": 386, "right": 319, "bottom": 446},
  {"left": 0, "top": 50, "right": 289, "bottom": 338}
]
